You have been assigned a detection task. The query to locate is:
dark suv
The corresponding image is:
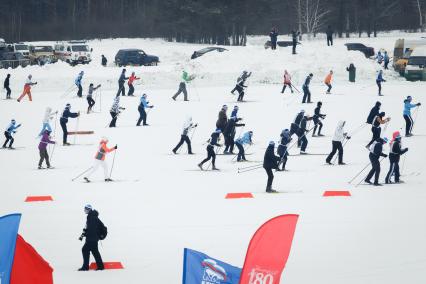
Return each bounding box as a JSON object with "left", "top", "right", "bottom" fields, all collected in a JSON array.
[
  {"left": 115, "top": 49, "right": 159, "bottom": 66},
  {"left": 0, "top": 52, "right": 30, "bottom": 69},
  {"left": 344, "top": 43, "right": 375, "bottom": 58}
]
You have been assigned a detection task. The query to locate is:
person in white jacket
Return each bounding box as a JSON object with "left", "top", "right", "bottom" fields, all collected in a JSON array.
[
  {"left": 38, "top": 107, "right": 57, "bottom": 137},
  {"left": 326, "top": 120, "right": 350, "bottom": 165}
]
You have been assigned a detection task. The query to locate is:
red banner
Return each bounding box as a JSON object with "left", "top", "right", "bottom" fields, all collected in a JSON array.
[{"left": 239, "top": 214, "right": 299, "bottom": 284}]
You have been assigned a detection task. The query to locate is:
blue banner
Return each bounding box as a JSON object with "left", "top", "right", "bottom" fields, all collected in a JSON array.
[
  {"left": 182, "top": 248, "right": 241, "bottom": 284},
  {"left": 0, "top": 214, "right": 21, "bottom": 284}
]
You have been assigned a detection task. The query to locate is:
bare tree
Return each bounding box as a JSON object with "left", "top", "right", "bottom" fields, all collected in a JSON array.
[
  {"left": 414, "top": 0, "right": 424, "bottom": 31},
  {"left": 300, "top": 0, "right": 330, "bottom": 38}
]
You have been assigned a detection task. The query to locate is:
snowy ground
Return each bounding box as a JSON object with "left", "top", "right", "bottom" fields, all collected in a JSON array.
[{"left": 1, "top": 33, "right": 426, "bottom": 284}]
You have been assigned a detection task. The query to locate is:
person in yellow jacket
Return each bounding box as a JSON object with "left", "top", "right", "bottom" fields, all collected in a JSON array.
[
  {"left": 84, "top": 137, "right": 117, "bottom": 182},
  {"left": 324, "top": 70, "right": 333, "bottom": 94}
]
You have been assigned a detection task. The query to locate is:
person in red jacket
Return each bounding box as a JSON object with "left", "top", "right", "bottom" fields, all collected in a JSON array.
[
  {"left": 281, "top": 70, "right": 293, "bottom": 94},
  {"left": 127, "top": 72, "right": 140, "bottom": 96},
  {"left": 17, "top": 74, "right": 37, "bottom": 102},
  {"left": 84, "top": 137, "right": 117, "bottom": 182}
]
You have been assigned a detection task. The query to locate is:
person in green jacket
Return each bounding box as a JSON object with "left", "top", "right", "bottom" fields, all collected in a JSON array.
[
  {"left": 172, "top": 70, "right": 194, "bottom": 101},
  {"left": 346, "top": 63, "right": 356, "bottom": 82}
]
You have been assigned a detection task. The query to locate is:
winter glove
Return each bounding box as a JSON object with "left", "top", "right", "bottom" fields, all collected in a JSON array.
[
  {"left": 347, "top": 136, "right": 351, "bottom": 140},
  {"left": 194, "top": 124, "right": 198, "bottom": 127},
  {"left": 98, "top": 84, "right": 102, "bottom": 88},
  {"left": 114, "top": 145, "right": 118, "bottom": 149},
  {"left": 150, "top": 106, "right": 154, "bottom": 108},
  {"left": 383, "top": 154, "right": 388, "bottom": 158},
  {"left": 417, "top": 103, "right": 421, "bottom": 106},
  {"left": 241, "top": 124, "right": 246, "bottom": 126}
]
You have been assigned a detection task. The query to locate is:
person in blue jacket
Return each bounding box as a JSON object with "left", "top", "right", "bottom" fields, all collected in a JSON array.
[
  {"left": 269, "top": 27, "right": 278, "bottom": 50},
  {"left": 383, "top": 51, "right": 390, "bottom": 70},
  {"left": 2, "top": 119, "right": 21, "bottom": 149},
  {"left": 136, "top": 94, "right": 154, "bottom": 126},
  {"left": 403, "top": 96, "right": 421, "bottom": 137},
  {"left": 230, "top": 105, "right": 239, "bottom": 118},
  {"left": 235, "top": 131, "right": 253, "bottom": 162},
  {"left": 263, "top": 141, "right": 281, "bottom": 193},
  {"left": 376, "top": 70, "right": 386, "bottom": 96},
  {"left": 277, "top": 129, "right": 291, "bottom": 171},
  {"left": 75, "top": 71, "right": 84, "bottom": 97},
  {"left": 365, "top": 137, "right": 388, "bottom": 186},
  {"left": 376, "top": 51, "right": 383, "bottom": 64},
  {"left": 60, "top": 103, "right": 80, "bottom": 145},
  {"left": 302, "top": 73, "right": 313, "bottom": 103},
  {"left": 198, "top": 129, "right": 222, "bottom": 170}
]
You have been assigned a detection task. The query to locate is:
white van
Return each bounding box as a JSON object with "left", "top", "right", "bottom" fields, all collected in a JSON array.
[
  {"left": 54, "top": 41, "right": 92, "bottom": 65},
  {"left": 404, "top": 46, "right": 426, "bottom": 81},
  {"left": 12, "top": 42, "right": 30, "bottom": 58}
]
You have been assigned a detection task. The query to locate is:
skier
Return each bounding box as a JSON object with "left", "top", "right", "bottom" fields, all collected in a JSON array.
[
  {"left": 198, "top": 129, "right": 222, "bottom": 171},
  {"left": 298, "top": 114, "right": 313, "bottom": 154},
  {"left": 366, "top": 112, "right": 390, "bottom": 148},
  {"left": 385, "top": 131, "right": 408, "bottom": 184},
  {"left": 172, "top": 70, "right": 193, "bottom": 101},
  {"left": 230, "top": 105, "right": 239, "bottom": 118},
  {"left": 346, "top": 63, "right": 356, "bottom": 82},
  {"left": 235, "top": 79, "right": 248, "bottom": 102},
  {"left": 3, "top": 74, "right": 11, "bottom": 99},
  {"left": 365, "top": 137, "right": 388, "bottom": 186},
  {"left": 75, "top": 71, "right": 84, "bottom": 98},
  {"left": 235, "top": 131, "right": 253, "bottom": 162},
  {"left": 2, "top": 119, "right": 21, "bottom": 149},
  {"left": 101, "top": 55, "right": 107, "bottom": 67},
  {"left": 312, "top": 101, "right": 326, "bottom": 137},
  {"left": 277, "top": 129, "right": 291, "bottom": 171},
  {"left": 38, "top": 130, "right": 55, "bottom": 169},
  {"left": 84, "top": 137, "right": 117, "bottom": 182},
  {"left": 231, "top": 71, "right": 251, "bottom": 94},
  {"left": 326, "top": 121, "right": 350, "bottom": 165},
  {"left": 281, "top": 70, "right": 293, "bottom": 94},
  {"left": 136, "top": 94, "right": 154, "bottom": 126},
  {"left": 269, "top": 27, "right": 278, "bottom": 50},
  {"left": 302, "top": 73, "right": 313, "bottom": 103},
  {"left": 60, "top": 103, "right": 80, "bottom": 146},
  {"left": 116, "top": 69, "right": 128, "bottom": 96},
  {"left": 290, "top": 110, "right": 305, "bottom": 139},
  {"left": 109, "top": 95, "right": 125, "bottom": 127},
  {"left": 291, "top": 30, "right": 300, "bottom": 54},
  {"left": 172, "top": 117, "right": 197, "bottom": 154},
  {"left": 216, "top": 105, "right": 228, "bottom": 133},
  {"left": 376, "top": 51, "right": 383, "bottom": 64},
  {"left": 326, "top": 25, "right": 333, "bottom": 46},
  {"left": 366, "top": 101, "right": 381, "bottom": 124},
  {"left": 127, "top": 72, "right": 139, "bottom": 96},
  {"left": 38, "top": 107, "right": 57, "bottom": 137},
  {"left": 17, "top": 74, "right": 37, "bottom": 102},
  {"left": 403, "top": 96, "right": 421, "bottom": 137},
  {"left": 78, "top": 204, "right": 105, "bottom": 271},
  {"left": 376, "top": 70, "right": 386, "bottom": 96},
  {"left": 87, "top": 83, "right": 101, "bottom": 114},
  {"left": 263, "top": 141, "right": 281, "bottom": 193},
  {"left": 223, "top": 116, "right": 245, "bottom": 154},
  {"left": 383, "top": 51, "right": 390, "bottom": 70},
  {"left": 324, "top": 70, "right": 333, "bottom": 94}
]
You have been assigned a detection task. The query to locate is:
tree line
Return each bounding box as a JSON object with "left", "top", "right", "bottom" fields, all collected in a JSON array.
[{"left": 0, "top": 0, "right": 425, "bottom": 45}]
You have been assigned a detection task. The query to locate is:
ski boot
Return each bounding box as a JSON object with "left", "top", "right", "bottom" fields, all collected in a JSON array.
[
  {"left": 105, "top": 178, "right": 113, "bottom": 182},
  {"left": 84, "top": 177, "right": 91, "bottom": 183}
]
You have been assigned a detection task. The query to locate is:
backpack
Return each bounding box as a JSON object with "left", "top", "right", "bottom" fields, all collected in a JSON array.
[{"left": 97, "top": 219, "right": 108, "bottom": 240}]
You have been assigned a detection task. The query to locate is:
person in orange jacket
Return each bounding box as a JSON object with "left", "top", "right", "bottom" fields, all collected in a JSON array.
[
  {"left": 17, "top": 74, "right": 37, "bottom": 102},
  {"left": 281, "top": 70, "right": 293, "bottom": 94},
  {"left": 127, "top": 72, "right": 140, "bottom": 96},
  {"left": 324, "top": 70, "right": 333, "bottom": 94},
  {"left": 84, "top": 137, "right": 117, "bottom": 182}
]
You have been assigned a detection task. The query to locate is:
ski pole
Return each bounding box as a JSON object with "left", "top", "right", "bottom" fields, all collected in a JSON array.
[
  {"left": 109, "top": 150, "right": 117, "bottom": 179},
  {"left": 206, "top": 146, "right": 221, "bottom": 170},
  {"left": 72, "top": 167, "right": 93, "bottom": 181},
  {"left": 237, "top": 164, "right": 263, "bottom": 173},
  {"left": 105, "top": 111, "right": 121, "bottom": 128},
  {"left": 350, "top": 123, "right": 367, "bottom": 137},
  {"left": 331, "top": 138, "right": 349, "bottom": 165},
  {"left": 73, "top": 115, "right": 80, "bottom": 145},
  {"left": 238, "top": 162, "right": 263, "bottom": 171},
  {"left": 232, "top": 143, "right": 251, "bottom": 162},
  {"left": 411, "top": 107, "right": 420, "bottom": 134},
  {"left": 354, "top": 157, "right": 386, "bottom": 187},
  {"left": 178, "top": 126, "right": 197, "bottom": 154},
  {"left": 348, "top": 161, "right": 371, "bottom": 184},
  {"left": 290, "top": 83, "right": 301, "bottom": 94},
  {"left": 49, "top": 112, "right": 58, "bottom": 157}
]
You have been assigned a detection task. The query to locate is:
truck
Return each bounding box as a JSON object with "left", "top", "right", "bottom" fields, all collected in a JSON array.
[
  {"left": 404, "top": 47, "right": 426, "bottom": 81},
  {"left": 54, "top": 41, "right": 92, "bottom": 65},
  {"left": 393, "top": 38, "right": 426, "bottom": 75},
  {"left": 29, "top": 45, "right": 57, "bottom": 65}
]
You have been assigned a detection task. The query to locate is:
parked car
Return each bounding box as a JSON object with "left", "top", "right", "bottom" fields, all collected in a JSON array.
[
  {"left": 0, "top": 38, "right": 5, "bottom": 48},
  {"left": 12, "top": 43, "right": 30, "bottom": 58},
  {"left": 344, "top": 43, "right": 375, "bottom": 58},
  {"left": 29, "top": 45, "right": 57, "bottom": 65},
  {"left": 404, "top": 46, "right": 426, "bottom": 81},
  {"left": 394, "top": 49, "right": 413, "bottom": 75},
  {"left": 54, "top": 41, "right": 92, "bottom": 65},
  {"left": 114, "top": 49, "right": 159, "bottom": 66},
  {"left": 191, "top": 47, "right": 228, "bottom": 59},
  {"left": 0, "top": 52, "right": 30, "bottom": 69}
]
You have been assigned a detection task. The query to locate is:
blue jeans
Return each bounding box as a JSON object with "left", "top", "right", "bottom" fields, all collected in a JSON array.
[{"left": 39, "top": 123, "right": 52, "bottom": 136}]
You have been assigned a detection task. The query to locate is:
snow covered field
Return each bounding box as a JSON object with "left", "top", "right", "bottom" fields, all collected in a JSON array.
[{"left": 1, "top": 33, "right": 426, "bottom": 283}]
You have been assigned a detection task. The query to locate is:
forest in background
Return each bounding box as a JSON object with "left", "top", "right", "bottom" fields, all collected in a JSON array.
[{"left": 0, "top": 0, "right": 425, "bottom": 45}]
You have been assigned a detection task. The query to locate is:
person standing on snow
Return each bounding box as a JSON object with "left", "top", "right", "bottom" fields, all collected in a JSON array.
[
  {"left": 172, "top": 117, "right": 197, "bottom": 154},
  {"left": 87, "top": 83, "right": 101, "bottom": 114},
  {"left": 116, "top": 69, "right": 128, "bottom": 97},
  {"left": 230, "top": 105, "right": 239, "bottom": 118},
  {"left": 291, "top": 30, "right": 300, "bottom": 54},
  {"left": 235, "top": 131, "right": 253, "bottom": 162},
  {"left": 84, "top": 137, "right": 117, "bottom": 183},
  {"left": 172, "top": 70, "right": 194, "bottom": 101},
  {"left": 198, "top": 129, "right": 222, "bottom": 171},
  {"left": 78, "top": 204, "right": 105, "bottom": 271},
  {"left": 290, "top": 110, "right": 305, "bottom": 147},
  {"left": 403, "top": 96, "right": 421, "bottom": 137},
  {"left": 136, "top": 94, "right": 154, "bottom": 126},
  {"left": 109, "top": 95, "right": 125, "bottom": 127},
  {"left": 281, "top": 70, "right": 294, "bottom": 94},
  {"left": 231, "top": 71, "right": 251, "bottom": 94},
  {"left": 302, "top": 73, "right": 313, "bottom": 103},
  {"left": 366, "top": 112, "right": 390, "bottom": 148},
  {"left": 366, "top": 101, "right": 382, "bottom": 124},
  {"left": 3, "top": 74, "right": 11, "bottom": 99},
  {"left": 277, "top": 129, "right": 291, "bottom": 171},
  {"left": 127, "top": 72, "right": 139, "bottom": 96},
  {"left": 312, "top": 101, "right": 326, "bottom": 137},
  {"left": 365, "top": 137, "right": 388, "bottom": 186},
  {"left": 298, "top": 114, "right": 313, "bottom": 154},
  {"left": 60, "top": 103, "right": 80, "bottom": 146},
  {"left": 235, "top": 79, "right": 248, "bottom": 102},
  {"left": 385, "top": 131, "right": 408, "bottom": 184},
  {"left": 376, "top": 51, "right": 383, "bottom": 64},
  {"left": 216, "top": 105, "right": 228, "bottom": 133},
  {"left": 75, "top": 71, "right": 84, "bottom": 97},
  {"left": 324, "top": 70, "right": 333, "bottom": 94},
  {"left": 346, "top": 63, "right": 356, "bottom": 82},
  {"left": 2, "top": 119, "right": 21, "bottom": 149},
  {"left": 38, "top": 107, "right": 57, "bottom": 137},
  {"left": 263, "top": 141, "right": 281, "bottom": 193},
  {"left": 383, "top": 51, "right": 390, "bottom": 70},
  {"left": 38, "top": 130, "right": 55, "bottom": 169},
  {"left": 326, "top": 121, "right": 350, "bottom": 165},
  {"left": 326, "top": 25, "right": 333, "bottom": 46},
  {"left": 17, "top": 74, "right": 37, "bottom": 102},
  {"left": 269, "top": 27, "right": 278, "bottom": 50},
  {"left": 223, "top": 116, "right": 245, "bottom": 154},
  {"left": 101, "top": 55, "right": 107, "bottom": 67},
  {"left": 376, "top": 70, "right": 386, "bottom": 96}
]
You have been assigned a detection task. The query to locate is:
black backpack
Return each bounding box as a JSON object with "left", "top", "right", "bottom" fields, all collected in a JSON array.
[{"left": 97, "top": 219, "right": 108, "bottom": 240}]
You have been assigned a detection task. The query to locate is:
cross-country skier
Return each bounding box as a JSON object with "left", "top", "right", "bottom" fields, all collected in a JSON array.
[
  {"left": 127, "top": 72, "right": 139, "bottom": 96},
  {"left": 60, "top": 104, "right": 80, "bottom": 145},
  {"left": 302, "top": 73, "right": 313, "bottom": 103},
  {"left": 290, "top": 110, "right": 305, "bottom": 146},
  {"left": 277, "top": 129, "right": 291, "bottom": 171},
  {"left": 198, "top": 129, "right": 222, "bottom": 171},
  {"left": 231, "top": 105, "right": 239, "bottom": 118},
  {"left": 116, "top": 69, "right": 128, "bottom": 96},
  {"left": 326, "top": 25, "right": 333, "bottom": 46},
  {"left": 17, "top": 74, "right": 37, "bottom": 102},
  {"left": 38, "top": 107, "right": 57, "bottom": 137},
  {"left": 235, "top": 131, "right": 253, "bottom": 162},
  {"left": 234, "top": 79, "right": 248, "bottom": 102},
  {"left": 403, "top": 96, "right": 421, "bottom": 137},
  {"left": 216, "top": 105, "right": 228, "bottom": 133},
  {"left": 2, "top": 119, "right": 21, "bottom": 149},
  {"left": 223, "top": 116, "right": 245, "bottom": 154},
  {"left": 172, "top": 70, "right": 193, "bottom": 101},
  {"left": 3, "top": 74, "right": 11, "bottom": 99},
  {"left": 366, "top": 112, "right": 390, "bottom": 148},
  {"left": 75, "top": 71, "right": 84, "bottom": 97},
  {"left": 385, "top": 131, "right": 408, "bottom": 184},
  {"left": 87, "top": 83, "right": 101, "bottom": 113},
  {"left": 281, "top": 70, "right": 293, "bottom": 94},
  {"left": 136, "top": 94, "right": 154, "bottom": 126},
  {"left": 376, "top": 51, "right": 383, "bottom": 64},
  {"left": 383, "top": 51, "right": 390, "bottom": 70},
  {"left": 326, "top": 121, "right": 350, "bottom": 165},
  {"left": 269, "top": 27, "right": 278, "bottom": 50},
  {"left": 376, "top": 70, "right": 386, "bottom": 96},
  {"left": 298, "top": 115, "right": 313, "bottom": 154},
  {"left": 172, "top": 116, "right": 197, "bottom": 154},
  {"left": 365, "top": 137, "right": 388, "bottom": 186},
  {"left": 312, "top": 102, "right": 326, "bottom": 137},
  {"left": 38, "top": 130, "right": 55, "bottom": 169},
  {"left": 324, "top": 70, "right": 333, "bottom": 94},
  {"left": 346, "top": 63, "right": 356, "bottom": 82},
  {"left": 291, "top": 30, "right": 300, "bottom": 54},
  {"left": 231, "top": 71, "right": 251, "bottom": 94},
  {"left": 78, "top": 204, "right": 105, "bottom": 271},
  {"left": 366, "top": 101, "right": 381, "bottom": 124},
  {"left": 263, "top": 141, "right": 281, "bottom": 193},
  {"left": 101, "top": 55, "right": 107, "bottom": 67},
  {"left": 110, "top": 95, "right": 125, "bottom": 127},
  {"left": 84, "top": 137, "right": 117, "bottom": 183}
]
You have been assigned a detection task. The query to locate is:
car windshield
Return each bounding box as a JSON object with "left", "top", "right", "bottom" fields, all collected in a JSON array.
[
  {"left": 408, "top": 56, "right": 426, "bottom": 66},
  {"left": 35, "top": 46, "right": 53, "bottom": 52},
  {"left": 15, "top": 44, "right": 28, "bottom": 51},
  {"left": 72, "top": 45, "right": 89, "bottom": 52},
  {"left": 403, "top": 50, "right": 413, "bottom": 58},
  {"left": 138, "top": 51, "right": 146, "bottom": 56}
]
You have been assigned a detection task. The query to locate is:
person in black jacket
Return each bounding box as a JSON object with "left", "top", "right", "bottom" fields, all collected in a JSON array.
[
  {"left": 302, "top": 73, "right": 313, "bottom": 103},
  {"left": 365, "top": 138, "right": 388, "bottom": 186},
  {"left": 326, "top": 26, "right": 333, "bottom": 46},
  {"left": 263, "top": 141, "right": 281, "bottom": 193},
  {"left": 101, "top": 55, "right": 107, "bottom": 67},
  {"left": 366, "top": 101, "right": 381, "bottom": 124},
  {"left": 78, "top": 204, "right": 104, "bottom": 271},
  {"left": 60, "top": 104, "right": 80, "bottom": 146},
  {"left": 385, "top": 132, "right": 408, "bottom": 184},
  {"left": 223, "top": 116, "right": 245, "bottom": 154},
  {"left": 291, "top": 30, "right": 300, "bottom": 54},
  {"left": 4, "top": 74, "right": 11, "bottom": 99},
  {"left": 198, "top": 129, "right": 222, "bottom": 170},
  {"left": 116, "top": 69, "right": 128, "bottom": 96},
  {"left": 269, "top": 27, "right": 278, "bottom": 50},
  {"left": 312, "top": 101, "right": 326, "bottom": 137},
  {"left": 215, "top": 105, "right": 228, "bottom": 132},
  {"left": 277, "top": 129, "right": 291, "bottom": 171},
  {"left": 298, "top": 115, "right": 313, "bottom": 154},
  {"left": 235, "top": 80, "right": 248, "bottom": 102},
  {"left": 366, "top": 112, "right": 390, "bottom": 148}
]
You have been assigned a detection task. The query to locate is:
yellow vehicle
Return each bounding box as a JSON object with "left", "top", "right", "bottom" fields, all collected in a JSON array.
[
  {"left": 394, "top": 49, "right": 413, "bottom": 75},
  {"left": 393, "top": 38, "right": 426, "bottom": 75}
]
